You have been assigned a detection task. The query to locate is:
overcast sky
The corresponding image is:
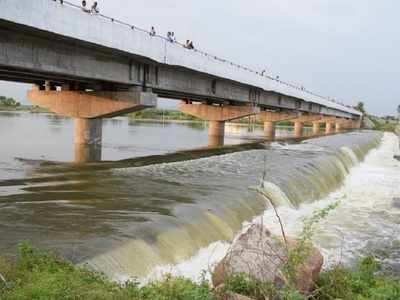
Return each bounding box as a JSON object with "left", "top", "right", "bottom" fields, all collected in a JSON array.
[{"left": 1, "top": 0, "right": 399, "bottom": 115}]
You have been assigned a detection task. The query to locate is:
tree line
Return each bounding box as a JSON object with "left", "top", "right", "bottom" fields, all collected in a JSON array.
[{"left": 0, "top": 96, "right": 20, "bottom": 107}]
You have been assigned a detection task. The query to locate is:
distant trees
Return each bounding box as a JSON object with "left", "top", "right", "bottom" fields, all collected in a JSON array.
[
  {"left": 0, "top": 96, "right": 20, "bottom": 107},
  {"left": 354, "top": 101, "right": 365, "bottom": 114}
]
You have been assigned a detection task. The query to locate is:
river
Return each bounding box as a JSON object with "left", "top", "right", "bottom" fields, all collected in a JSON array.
[{"left": 0, "top": 111, "right": 398, "bottom": 283}]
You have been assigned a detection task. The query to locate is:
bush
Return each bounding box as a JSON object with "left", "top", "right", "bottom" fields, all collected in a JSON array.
[
  {"left": 315, "top": 256, "right": 400, "bottom": 300},
  {"left": 0, "top": 243, "right": 215, "bottom": 300}
]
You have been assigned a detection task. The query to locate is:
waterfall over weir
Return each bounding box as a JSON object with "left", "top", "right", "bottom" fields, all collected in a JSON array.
[{"left": 80, "top": 131, "right": 382, "bottom": 280}]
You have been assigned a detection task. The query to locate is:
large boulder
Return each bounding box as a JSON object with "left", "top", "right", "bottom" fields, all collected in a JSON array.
[{"left": 212, "top": 224, "right": 323, "bottom": 295}]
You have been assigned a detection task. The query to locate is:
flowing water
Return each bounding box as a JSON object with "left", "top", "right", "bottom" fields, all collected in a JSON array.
[
  {"left": 0, "top": 111, "right": 397, "bottom": 283},
  {"left": 146, "top": 132, "right": 400, "bottom": 282}
]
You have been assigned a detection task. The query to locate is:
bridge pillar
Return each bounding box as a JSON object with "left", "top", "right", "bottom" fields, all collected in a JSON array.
[
  {"left": 74, "top": 118, "right": 103, "bottom": 163},
  {"left": 354, "top": 118, "right": 362, "bottom": 129},
  {"left": 294, "top": 122, "right": 304, "bottom": 138},
  {"left": 258, "top": 111, "right": 298, "bottom": 140},
  {"left": 263, "top": 121, "right": 275, "bottom": 139},
  {"left": 325, "top": 122, "right": 334, "bottom": 134},
  {"left": 335, "top": 122, "right": 343, "bottom": 133},
  {"left": 178, "top": 102, "right": 259, "bottom": 147},
  {"left": 27, "top": 86, "right": 157, "bottom": 162},
  {"left": 208, "top": 121, "right": 225, "bottom": 147},
  {"left": 289, "top": 114, "right": 322, "bottom": 138},
  {"left": 312, "top": 122, "right": 320, "bottom": 135}
]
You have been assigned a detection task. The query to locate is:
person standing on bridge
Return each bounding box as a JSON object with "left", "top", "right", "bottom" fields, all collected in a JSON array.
[
  {"left": 185, "top": 40, "right": 194, "bottom": 49},
  {"left": 150, "top": 26, "right": 156, "bottom": 36},
  {"left": 171, "top": 32, "right": 177, "bottom": 42},
  {"left": 167, "top": 32, "right": 174, "bottom": 42},
  {"left": 91, "top": 1, "right": 99, "bottom": 14},
  {"left": 167, "top": 32, "right": 177, "bottom": 43},
  {"left": 81, "top": 0, "right": 90, "bottom": 13}
]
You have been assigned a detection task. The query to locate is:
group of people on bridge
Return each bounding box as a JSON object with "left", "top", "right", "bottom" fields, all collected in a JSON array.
[
  {"left": 78, "top": 1, "right": 196, "bottom": 50},
  {"left": 151, "top": 28, "right": 195, "bottom": 50},
  {"left": 81, "top": 0, "right": 99, "bottom": 14}
]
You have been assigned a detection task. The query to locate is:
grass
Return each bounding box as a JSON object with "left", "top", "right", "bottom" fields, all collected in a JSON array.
[
  {"left": 0, "top": 243, "right": 216, "bottom": 300},
  {"left": 1, "top": 243, "right": 400, "bottom": 300}
]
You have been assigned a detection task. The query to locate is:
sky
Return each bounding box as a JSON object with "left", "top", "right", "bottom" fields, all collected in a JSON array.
[{"left": 1, "top": 0, "right": 399, "bottom": 115}]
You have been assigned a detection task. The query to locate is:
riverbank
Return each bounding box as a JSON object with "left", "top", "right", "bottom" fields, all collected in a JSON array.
[
  {"left": 1, "top": 243, "right": 399, "bottom": 299},
  {"left": 1, "top": 106, "right": 396, "bottom": 132},
  {"left": 0, "top": 105, "right": 49, "bottom": 113}
]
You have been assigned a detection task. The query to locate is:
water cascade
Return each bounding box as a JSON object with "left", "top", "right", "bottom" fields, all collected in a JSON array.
[{"left": 80, "top": 131, "right": 382, "bottom": 279}]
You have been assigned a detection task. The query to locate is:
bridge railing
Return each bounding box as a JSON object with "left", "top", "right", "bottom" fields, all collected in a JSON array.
[{"left": 53, "top": 0, "right": 355, "bottom": 112}]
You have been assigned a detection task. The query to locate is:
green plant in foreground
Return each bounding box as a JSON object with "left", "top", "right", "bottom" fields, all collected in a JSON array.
[
  {"left": 281, "top": 201, "right": 340, "bottom": 288},
  {"left": 0, "top": 242, "right": 216, "bottom": 300},
  {"left": 315, "top": 256, "right": 400, "bottom": 300}
]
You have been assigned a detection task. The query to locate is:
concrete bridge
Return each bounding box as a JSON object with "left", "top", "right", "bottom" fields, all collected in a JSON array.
[{"left": 0, "top": 0, "right": 362, "bottom": 161}]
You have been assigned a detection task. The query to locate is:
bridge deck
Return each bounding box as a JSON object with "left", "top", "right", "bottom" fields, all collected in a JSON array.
[{"left": 0, "top": 0, "right": 361, "bottom": 117}]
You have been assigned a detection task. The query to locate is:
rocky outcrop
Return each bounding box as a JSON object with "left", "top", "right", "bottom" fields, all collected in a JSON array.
[{"left": 212, "top": 224, "right": 323, "bottom": 295}]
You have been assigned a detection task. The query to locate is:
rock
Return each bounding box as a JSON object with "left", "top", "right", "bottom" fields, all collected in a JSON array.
[
  {"left": 393, "top": 198, "right": 400, "bottom": 208},
  {"left": 212, "top": 223, "right": 323, "bottom": 295}
]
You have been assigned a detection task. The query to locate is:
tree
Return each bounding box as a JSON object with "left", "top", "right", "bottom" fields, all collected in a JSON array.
[
  {"left": 354, "top": 101, "right": 365, "bottom": 114},
  {"left": 0, "top": 96, "right": 19, "bottom": 107}
]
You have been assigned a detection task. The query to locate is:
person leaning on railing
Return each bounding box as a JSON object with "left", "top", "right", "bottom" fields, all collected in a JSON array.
[
  {"left": 91, "top": 1, "right": 99, "bottom": 14},
  {"left": 81, "top": 0, "right": 90, "bottom": 13},
  {"left": 185, "top": 40, "right": 194, "bottom": 50}
]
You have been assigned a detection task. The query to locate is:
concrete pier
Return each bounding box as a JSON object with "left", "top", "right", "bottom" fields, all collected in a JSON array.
[
  {"left": 264, "top": 121, "right": 275, "bottom": 139},
  {"left": 74, "top": 118, "right": 103, "bottom": 163},
  {"left": 74, "top": 143, "right": 102, "bottom": 163},
  {"left": 312, "top": 122, "right": 320, "bottom": 135},
  {"left": 294, "top": 122, "right": 304, "bottom": 138},
  {"left": 74, "top": 118, "right": 103, "bottom": 145},
  {"left": 178, "top": 102, "right": 259, "bottom": 147},
  {"left": 259, "top": 111, "right": 298, "bottom": 140},
  {"left": 208, "top": 121, "right": 225, "bottom": 147},
  {"left": 335, "top": 123, "right": 343, "bottom": 133},
  {"left": 325, "top": 122, "right": 334, "bottom": 134}
]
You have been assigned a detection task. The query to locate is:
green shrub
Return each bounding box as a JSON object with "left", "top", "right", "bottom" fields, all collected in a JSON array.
[
  {"left": 0, "top": 243, "right": 216, "bottom": 300},
  {"left": 223, "top": 273, "right": 274, "bottom": 300},
  {"left": 315, "top": 257, "right": 400, "bottom": 300}
]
